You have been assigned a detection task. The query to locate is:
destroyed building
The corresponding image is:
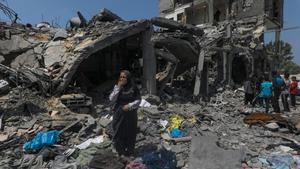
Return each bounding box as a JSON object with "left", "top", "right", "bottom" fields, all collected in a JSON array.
[
  {"left": 0, "top": 9, "right": 207, "bottom": 102},
  {"left": 159, "top": 0, "right": 284, "bottom": 96},
  {"left": 1, "top": 1, "right": 299, "bottom": 169},
  {"left": 0, "top": 11, "right": 158, "bottom": 99},
  {"left": 0, "top": 0, "right": 285, "bottom": 99}
]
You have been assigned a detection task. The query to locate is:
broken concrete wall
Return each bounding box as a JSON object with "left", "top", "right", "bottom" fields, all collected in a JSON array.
[
  {"left": 152, "top": 34, "right": 199, "bottom": 76},
  {"left": 159, "top": 0, "right": 175, "bottom": 14},
  {"left": 10, "top": 49, "right": 40, "bottom": 69},
  {"left": 236, "top": 0, "right": 265, "bottom": 19},
  {"left": 185, "top": 3, "right": 209, "bottom": 25},
  {"left": 44, "top": 40, "right": 66, "bottom": 68}
]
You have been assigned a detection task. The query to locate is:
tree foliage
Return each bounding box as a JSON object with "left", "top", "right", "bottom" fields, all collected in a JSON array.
[
  {"left": 266, "top": 41, "right": 300, "bottom": 74},
  {"left": 282, "top": 61, "right": 300, "bottom": 75}
]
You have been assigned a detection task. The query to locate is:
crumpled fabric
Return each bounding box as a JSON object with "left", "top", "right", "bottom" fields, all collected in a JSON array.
[
  {"left": 89, "top": 149, "right": 124, "bottom": 169},
  {"left": 75, "top": 136, "right": 104, "bottom": 150},
  {"left": 71, "top": 141, "right": 112, "bottom": 166},
  {"left": 170, "top": 128, "right": 183, "bottom": 138},
  {"left": 168, "top": 114, "right": 184, "bottom": 131},
  {"left": 18, "top": 155, "right": 45, "bottom": 169},
  {"left": 50, "top": 155, "right": 77, "bottom": 169},
  {"left": 125, "top": 161, "right": 147, "bottom": 169},
  {"left": 142, "top": 149, "right": 177, "bottom": 169},
  {"left": 259, "top": 154, "right": 295, "bottom": 169}
]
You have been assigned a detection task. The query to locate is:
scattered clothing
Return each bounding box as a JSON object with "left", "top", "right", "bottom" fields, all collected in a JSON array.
[
  {"left": 89, "top": 149, "right": 125, "bottom": 169},
  {"left": 168, "top": 114, "right": 184, "bottom": 131},
  {"left": 125, "top": 161, "right": 146, "bottom": 169},
  {"left": 170, "top": 128, "right": 183, "bottom": 138},
  {"left": 259, "top": 154, "right": 296, "bottom": 169},
  {"left": 23, "top": 130, "right": 60, "bottom": 152},
  {"left": 73, "top": 141, "right": 112, "bottom": 166},
  {"left": 142, "top": 149, "right": 177, "bottom": 169}
]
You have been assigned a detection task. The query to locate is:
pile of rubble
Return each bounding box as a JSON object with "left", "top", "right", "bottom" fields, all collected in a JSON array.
[
  {"left": 2, "top": 81, "right": 300, "bottom": 168},
  {"left": 187, "top": 87, "right": 300, "bottom": 169}
]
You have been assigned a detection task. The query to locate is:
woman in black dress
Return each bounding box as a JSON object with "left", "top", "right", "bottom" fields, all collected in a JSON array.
[{"left": 109, "top": 70, "right": 141, "bottom": 156}]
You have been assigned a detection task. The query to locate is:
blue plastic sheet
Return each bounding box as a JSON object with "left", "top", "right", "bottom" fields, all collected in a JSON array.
[
  {"left": 170, "top": 128, "right": 183, "bottom": 138},
  {"left": 23, "top": 130, "right": 60, "bottom": 152}
]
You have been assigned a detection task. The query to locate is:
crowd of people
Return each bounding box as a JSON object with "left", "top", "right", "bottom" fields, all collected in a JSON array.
[{"left": 244, "top": 71, "right": 298, "bottom": 113}]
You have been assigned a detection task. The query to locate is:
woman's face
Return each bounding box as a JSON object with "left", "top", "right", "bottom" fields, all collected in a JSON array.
[{"left": 119, "top": 72, "right": 128, "bottom": 85}]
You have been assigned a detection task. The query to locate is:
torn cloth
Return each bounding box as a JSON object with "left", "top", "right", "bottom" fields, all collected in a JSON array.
[{"left": 89, "top": 149, "right": 125, "bottom": 169}]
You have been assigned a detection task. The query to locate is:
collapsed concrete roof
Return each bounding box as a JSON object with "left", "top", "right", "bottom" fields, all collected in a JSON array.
[
  {"left": 0, "top": 9, "right": 207, "bottom": 96},
  {"left": 0, "top": 17, "right": 153, "bottom": 95},
  {"left": 54, "top": 20, "right": 152, "bottom": 94}
]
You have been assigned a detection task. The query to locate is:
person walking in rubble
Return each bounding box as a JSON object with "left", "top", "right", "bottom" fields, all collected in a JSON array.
[
  {"left": 271, "top": 71, "right": 285, "bottom": 113},
  {"left": 259, "top": 75, "right": 273, "bottom": 113},
  {"left": 290, "top": 76, "right": 298, "bottom": 108},
  {"left": 244, "top": 76, "right": 255, "bottom": 106},
  {"left": 281, "top": 72, "right": 290, "bottom": 112},
  {"left": 109, "top": 70, "right": 141, "bottom": 157}
]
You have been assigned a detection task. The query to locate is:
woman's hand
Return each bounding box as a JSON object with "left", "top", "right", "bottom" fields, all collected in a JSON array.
[
  {"left": 122, "top": 105, "right": 130, "bottom": 112},
  {"left": 118, "top": 79, "right": 126, "bottom": 87}
]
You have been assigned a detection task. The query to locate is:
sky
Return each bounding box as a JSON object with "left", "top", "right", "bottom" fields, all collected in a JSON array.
[{"left": 0, "top": 0, "right": 299, "bottom": 63}]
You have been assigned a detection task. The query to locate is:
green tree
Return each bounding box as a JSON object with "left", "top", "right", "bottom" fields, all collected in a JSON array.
[
  {"left": 282, "top": 61, "right": 300, "bottom": 75},
  {"left": 266, "top": 41, "right": 300, "bottom": 74}
]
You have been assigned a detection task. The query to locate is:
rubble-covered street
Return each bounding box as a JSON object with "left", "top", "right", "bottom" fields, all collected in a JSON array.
[
  {"left": 3, "top": 84, "right": 300, "bottom": 169},
  {"left": 0, "top": 0, "right": 300, "bottom": 169}
]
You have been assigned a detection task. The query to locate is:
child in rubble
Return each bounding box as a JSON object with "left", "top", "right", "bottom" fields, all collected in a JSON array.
[
  {"left": 259, "top": 75, "right": 273, "bottom": 113},
  {"left": 290, "top": 76, "right": 298, "bottom": 108}
]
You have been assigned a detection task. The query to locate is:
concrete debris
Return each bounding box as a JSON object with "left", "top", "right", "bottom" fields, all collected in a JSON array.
[
  {"left": 10, "top": 49, "right": 40, "bottom": 69},
  {"left": 0, "top": 80, "right": 9, "bottom": 93},
  {"left": 43, "top": 40, "right": 66, "bottom": 67},
  {"left": 60, "top": 93, "right": 92, "bottom": 112},
  {"left": 0, "top": 35, "right": 32, "bottom": 55},
  {"left": 37, "top": 22, "right": 51, "bottom": 29},
  {"left": 53, "top": 29, "right": 68, "bottom": 41},
  {"left": 69, "top": 11, "right": 87, "bottom": 29},
  {"left": 265, "top": 122, "right": 280, "bottom": 131},
  {"left": 151, "top": 17, "right": 204, "bottom": 36},
  {"left": 90, "top": 8, "right": 124, "bottom": 24}
]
